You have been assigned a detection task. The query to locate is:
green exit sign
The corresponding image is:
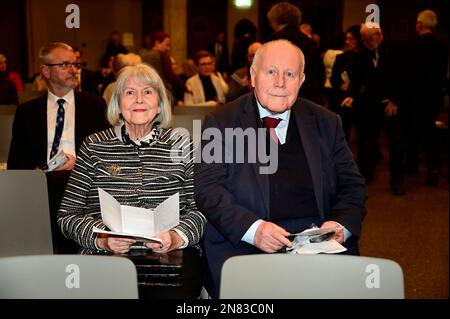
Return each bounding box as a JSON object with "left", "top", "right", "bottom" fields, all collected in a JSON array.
[{"left": 234, "top": 0, "right": 253, "bottom": 9}]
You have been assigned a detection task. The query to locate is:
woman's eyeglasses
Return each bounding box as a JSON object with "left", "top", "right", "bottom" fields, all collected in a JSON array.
[{"left": 45, "top": 62, "right": 82, "bottom": 70}]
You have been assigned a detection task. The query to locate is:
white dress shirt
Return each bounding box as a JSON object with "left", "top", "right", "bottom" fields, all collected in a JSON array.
[
  {"left": 256, "top": 100, "right": 291, "bottom": 145},
  {"left": 242, "top": 101, "right": 351, "bottom": 245},
  {"left": 47, "top": 90, "right": 76, "bottom": 161}
]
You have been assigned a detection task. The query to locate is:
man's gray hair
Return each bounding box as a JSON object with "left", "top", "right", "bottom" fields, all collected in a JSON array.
[
  {"left": 251, "top": 39, "right": 305, "bottom": 75},
  {"left": 39, "top": 42, "right": 73, "bottom": 64},
  {"left": 417, "top": 10, "right": 438, "bottom": 29},
  {"left": 107, "top": 63, "right": 172, "bottom": 128}
]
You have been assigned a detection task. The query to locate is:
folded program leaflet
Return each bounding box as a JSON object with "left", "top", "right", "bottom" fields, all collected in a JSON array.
[{"left": 93, "top": 188, "right": 179, "bottom": 244}]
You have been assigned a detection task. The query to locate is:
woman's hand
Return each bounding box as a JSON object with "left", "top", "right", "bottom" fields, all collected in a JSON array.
[
  {"left": 96, "top": 235, "right": 136, "bottom": 254},
  {"left": 145, "top": 230, "right": 185, "bottom": 253}
]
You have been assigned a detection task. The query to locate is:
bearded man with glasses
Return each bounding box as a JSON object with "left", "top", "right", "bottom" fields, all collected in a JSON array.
[{"left": 8, "top": 42, "right": 109, "bottom": 171}]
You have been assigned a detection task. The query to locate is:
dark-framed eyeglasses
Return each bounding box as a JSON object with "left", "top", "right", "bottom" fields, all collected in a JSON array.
[
  {"left": 45, "top": 62, "right": 82, "bottom": 70},
  {"left": 198, "top": 61, "right": 213, "bottom": 67}
]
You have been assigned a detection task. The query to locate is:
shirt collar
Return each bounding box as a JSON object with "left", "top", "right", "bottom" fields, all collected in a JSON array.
[
  {"left": 47, "top": 90, "right": 75, "bottom": 108},
  {"left": 256, "top": 99, "right": 291, "bottom": 128}
]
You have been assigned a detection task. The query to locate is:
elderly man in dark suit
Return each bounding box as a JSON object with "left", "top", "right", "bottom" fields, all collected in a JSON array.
[
  {"left": 8, "top": 42, "right": 109, "bottom": 170},
  {"left": 406, "top": 10, "right": 447, "bottom": 186},
  {"left": 194, "top": 39, "right": 367, "bottom": 298}
]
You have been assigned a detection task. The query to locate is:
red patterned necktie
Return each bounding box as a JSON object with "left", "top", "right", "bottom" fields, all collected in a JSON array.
[{"left": 262, "top": 116, "right": 282, "bottom": 144}]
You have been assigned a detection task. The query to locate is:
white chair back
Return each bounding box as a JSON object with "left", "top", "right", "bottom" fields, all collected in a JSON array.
[
  {"left": 0, "top": 170, "right": 54, "bottom": 257},
  {"left": 0, "top": 254, "right": 138, "bottom": 299},
  {"left": 220, "top": 254, "right": 404, "bottom": 299}
]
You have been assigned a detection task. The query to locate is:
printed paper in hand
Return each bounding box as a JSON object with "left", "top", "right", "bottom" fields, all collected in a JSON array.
[{"left": 93, "top": 188, "right": 179, "bottom": 243}]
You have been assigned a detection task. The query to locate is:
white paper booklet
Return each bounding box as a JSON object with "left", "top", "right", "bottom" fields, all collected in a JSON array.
[
  {"left": 295, "top": 240, "right": 347, "bottom": 255},
  {"left": 286, "top": 226, "right": 347, "bottom": 255},
  {"left": 93, "top": 188, "right": 179, "bottom": 244}
]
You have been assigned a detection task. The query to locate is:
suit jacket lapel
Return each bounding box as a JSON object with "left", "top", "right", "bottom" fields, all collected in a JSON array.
[
  {"left": 240, "top": 94, "right": 270, "bottom": 214},
  {"left": 294, "top": 99, "right": 324, "bottom": 218},
  {"left": 74, "top": 92, "right": 82, "bottom": 149},
  {"left": 37, "top": 93, "right": 49, "bottom": 164}
]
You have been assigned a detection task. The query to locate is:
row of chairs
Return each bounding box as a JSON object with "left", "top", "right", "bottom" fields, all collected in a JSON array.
[
  {"left": 0, "top": 166, "right": 404, "bottom": 299},
  {"left": 0, "top": 253, "right": 405, "bottom": 299}
]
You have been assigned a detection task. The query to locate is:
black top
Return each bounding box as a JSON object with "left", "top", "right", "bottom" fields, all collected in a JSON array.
[
  {"left": 199, "top": 74, "right": 218, "bottom": 102},
  {"left": 0, "top": 77, "right": 18, "bottom": 105}
]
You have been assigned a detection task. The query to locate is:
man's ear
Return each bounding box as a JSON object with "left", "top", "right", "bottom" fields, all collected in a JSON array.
[
  {"left": 40, "top": 64, "right": 50, "bottom": 80},
  {"left": 299, "top": 73, "right": 306, "bottom": 87},
  {"left": 250, "top": 66, "right": 256, "bottom": 88}
]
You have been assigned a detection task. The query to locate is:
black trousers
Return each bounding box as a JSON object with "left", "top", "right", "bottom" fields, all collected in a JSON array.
[
  {"left": 386, "top": 112, "right": 406, "bottom": 185},
  {"left": 354, "top": 106, "right": 383, "bottom": 182},
  {"left": 406, "top": 106, "right": 440, "bottom": 173}
]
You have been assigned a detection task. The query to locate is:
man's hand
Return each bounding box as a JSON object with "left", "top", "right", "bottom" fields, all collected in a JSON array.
[
  {"left": 96, "top": 235, "right": 136, "bottom": 254},
  {"left": 254, "top": 221, "right": 292, "bottom": 253},
  {"left": 384, "top": 100, "right": 398, "bottom": 117},
  {"left": 320, "top": 221, "right": 344, "bottom": 244},
  {"left": 56, "top": 153, "right": 76, "bottom": 171},
  {"left": 340, "top": 97, "right": 353, "bottom": 108},
  {"left": 205, "top": 100, "right": 219, "bottom": 106}
]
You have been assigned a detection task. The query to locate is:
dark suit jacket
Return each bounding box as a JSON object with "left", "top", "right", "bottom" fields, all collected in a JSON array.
[
  {"left": 80, "top": 68, "right": 102, "bottom": 96},
  {"left": 194, "top": 92, "right": 367, "bottom": 297},
  {"left": 7, "top": 91, "right": 109, "bottom": 169},
  {"left": 270, "top": 24, "right": 324, "bottom": 104},
  {"left": 0, "top": 77, "right": 18, "bottom": 105},
  {"left": 206, "top": 41, "right": 230, "bottom": 74}
]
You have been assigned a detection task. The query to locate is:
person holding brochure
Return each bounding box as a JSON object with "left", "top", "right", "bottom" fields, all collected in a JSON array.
[
  {"left": 58, "top": 63, "right": 206, "bottom": 255},
  {"left": 7, "top": 42, "right": 108, "bottom": 171},
  {"left": 194, "top": 40, "right": 367, "bottom": 298}
]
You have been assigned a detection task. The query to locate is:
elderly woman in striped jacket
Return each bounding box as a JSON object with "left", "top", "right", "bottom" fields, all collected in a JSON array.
[{"left": 58, "top": 63, "right": 205, "bottom": 254}]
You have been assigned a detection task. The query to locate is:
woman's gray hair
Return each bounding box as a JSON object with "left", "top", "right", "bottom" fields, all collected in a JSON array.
[{"left": 107, "top": 63, "right": 172, "bottom": 128}]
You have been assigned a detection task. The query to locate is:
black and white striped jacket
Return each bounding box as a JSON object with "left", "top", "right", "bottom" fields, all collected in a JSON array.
[{"left": 58, "top": 125, "right": 206, "bottom": 251}]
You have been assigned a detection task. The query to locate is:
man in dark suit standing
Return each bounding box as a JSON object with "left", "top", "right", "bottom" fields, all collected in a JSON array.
[
  {"left": 206, "top": 32, "right": 230, "bottom": 78},
  {"left": 267, "top": 2, "right": 324, "bottom": 104},
  {"left": 8, "top": 42, "right": 109, "bottom": 170},
  {"left": 406, "top": 10, "right": 447, "bottom": 186},
  {"left": 73, "top": 48, "right": 102, "bottom": 96},
  {"left": 356, "top": 23, "right": 408, "bottom": 195},
  {"left": 194, "top": 40, "right": 367, "bottom": 298}
]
